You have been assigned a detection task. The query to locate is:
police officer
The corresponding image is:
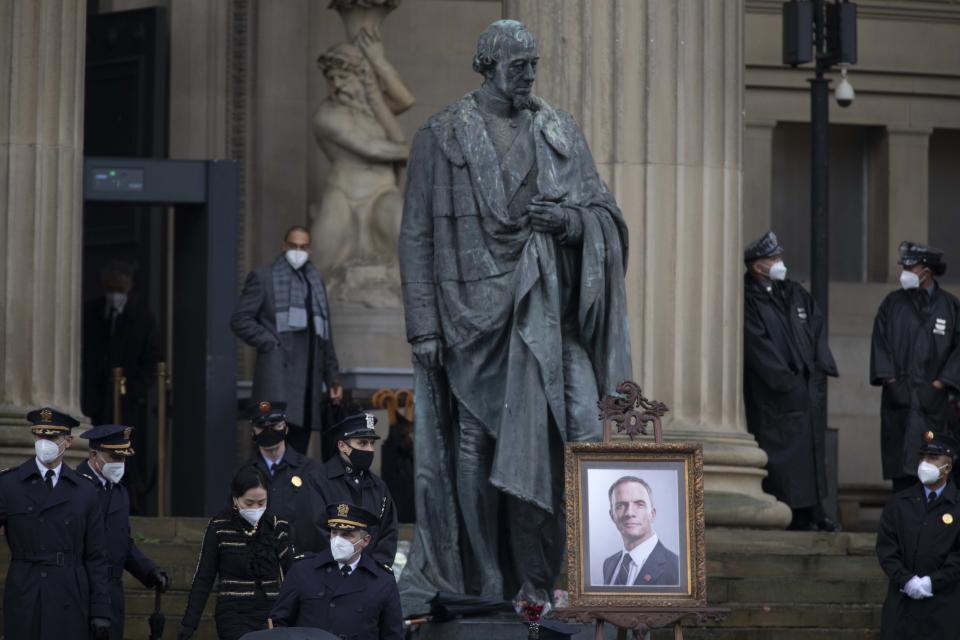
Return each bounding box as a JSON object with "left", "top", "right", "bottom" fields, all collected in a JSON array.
[
  {"left": 305, "top": 413, "right": 398, "bottom": 568},
  {"left": 237, "top": 400, "right": 322, "bottom": 553},
  {"left": 871, "top": 242, "right": 960, "bottom": 492},
  {"left": 269, "top": 502, "right": 403, "bottom": 639},
  {"left": 76, "top": 424, "right": 171, "bottom": 640},
  {"left": 743, "top": 231, "right": 840, "bottom": 531},
  {"left": 877, "top": 431, "right": 960, "bottom": 639},
  {"left": 0, "top": 408, "right": 111, "bottom": 639}
]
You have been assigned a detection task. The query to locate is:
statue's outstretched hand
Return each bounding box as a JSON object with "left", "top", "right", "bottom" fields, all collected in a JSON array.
[{"left": 412, "top": 338, "right": 444, "bottom": 370}]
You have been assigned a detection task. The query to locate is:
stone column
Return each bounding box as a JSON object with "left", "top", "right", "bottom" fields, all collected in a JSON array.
[
  {"left": 504, "top": 0, "right": 790, "bottom": 527},
  {"left": 743, "top": 121, "right": 777, "bottom": 241},
  {"left": 884, "top": 127, "right": 931, "bottom": 281},
  {"left": 0, "top": 1, "right": 88, "bottom": 467}
]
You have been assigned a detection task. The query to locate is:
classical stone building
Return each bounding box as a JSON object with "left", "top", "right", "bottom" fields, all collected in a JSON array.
[{"left": 1, "top": 0, "right": 957, "bottom": 527}]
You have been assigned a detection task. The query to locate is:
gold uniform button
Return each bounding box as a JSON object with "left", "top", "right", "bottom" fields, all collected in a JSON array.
[
  {"left": 944, "top": 513, "right": 954, "bottom": 525},
  {"left": 291, "top": 475, "right": 302, "bottom": 488}
]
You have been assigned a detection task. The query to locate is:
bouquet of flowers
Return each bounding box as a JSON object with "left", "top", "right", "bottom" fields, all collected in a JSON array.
[{"left": 514, "top": 582, "right": 553, "bottom": 639}]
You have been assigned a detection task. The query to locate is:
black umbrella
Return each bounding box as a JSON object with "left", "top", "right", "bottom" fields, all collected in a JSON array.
[
  {"left": 239, "top": 629, "right": 340, "bottom": 640},
  {"left": 428, "top": 591, "right": 514, "bottom": 620},
  {"left": 148, "top": 587, "right": 165, "bottom": 640}
]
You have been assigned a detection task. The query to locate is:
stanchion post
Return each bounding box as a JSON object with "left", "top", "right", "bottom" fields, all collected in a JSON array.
[
  {"left": 112, "top": 367, "right": 126, "bottom": 423},
  {"left": 156, "top": 362, "right": 169, "bottom": 517}
]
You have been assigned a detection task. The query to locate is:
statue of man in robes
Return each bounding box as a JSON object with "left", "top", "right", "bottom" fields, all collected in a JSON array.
[{"left": 397, "top": 19, "right": 633, "bottom": 612}]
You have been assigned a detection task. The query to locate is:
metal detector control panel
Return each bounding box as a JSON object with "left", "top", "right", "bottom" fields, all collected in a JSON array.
[
  {"left": 90, "top": 167, "right": 145, "bottom": 193},
  {"left": 84, "top": 158, "right": 206, "bottom": 203}
]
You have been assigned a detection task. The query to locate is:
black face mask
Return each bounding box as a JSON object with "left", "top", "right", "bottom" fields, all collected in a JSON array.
[
  {"left": 347, "top": 447, "right": 374, "bottom": 471},
  {"left": 253, "top": 426, "right": 285, "bottom": 448}
]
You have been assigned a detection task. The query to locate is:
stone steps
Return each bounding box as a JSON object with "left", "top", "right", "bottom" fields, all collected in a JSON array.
[
  {"left": 0, "top": 520, "right": 887, "bottom": 639},
  {"left": 693, "top": 528, "right": 885, "bottom": 638}
]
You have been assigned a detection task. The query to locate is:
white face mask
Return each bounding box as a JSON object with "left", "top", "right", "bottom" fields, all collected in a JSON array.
[
  {"left": 105, "top": 291, "right": 128, "bottom": 311},
  {"left": 768, "top": 260, "right": 787, "bottom": 281},
  {"left": 330, "top": 535, "right": 360, "bottom": 562},
  {"left": 900, "top": 269, "right": 921, "bottom": 290},
  {"left": 101, "top": 461, "right": 125, "bottom": 484},
  {"left": 285, "top": 249, "right": 309, "bottom": 271},
  {"left": 35, "top": 438, "right": 63, "bottom": 465},
  {"left": 238, "top": 506, "right": 266, "bottom": 526},
  {"left": 918, "top": 461, "right": 946, "bottom": 486}
]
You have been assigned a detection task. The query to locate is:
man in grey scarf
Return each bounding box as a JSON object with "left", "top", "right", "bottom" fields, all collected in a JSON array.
[
  {"left": 398, "top": 19, "right": 632, "bottom": 612},
  {"left": 232, "top": 226, "right": 343, "bottom": 454}
]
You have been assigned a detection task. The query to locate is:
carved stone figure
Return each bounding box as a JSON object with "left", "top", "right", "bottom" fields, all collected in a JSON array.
[
  {"left": 397, "top": 20, "right": 633, "bottom": 613},
  {"left": 310, "top": 0, "right": 413, "bottom": 306}
]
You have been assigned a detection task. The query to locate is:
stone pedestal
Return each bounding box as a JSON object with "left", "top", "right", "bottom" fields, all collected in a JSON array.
[
  {"left": 330, "top": 301, "right": 412, "bottom": 370},
  {"left": 0, "top": 1, "right": 88, "bottom": 467},
  {"left": 415, "top": 615, "right": 603, "bottom": 640},
  {"left": 505, "top": 0, "right": 790, "bottom": 527}
]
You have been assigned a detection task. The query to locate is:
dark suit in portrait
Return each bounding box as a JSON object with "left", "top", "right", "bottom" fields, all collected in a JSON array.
[{"left": 601, "top": 540, "right": 680, "bottom": 586}]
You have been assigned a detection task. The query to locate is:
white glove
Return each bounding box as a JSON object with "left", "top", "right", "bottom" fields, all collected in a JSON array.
[
  {"left": 903, "top": 576, "right": 932, "bottom": 599},
  {"left": 918, "top": 576, "right": 933, "bottom": 597}
]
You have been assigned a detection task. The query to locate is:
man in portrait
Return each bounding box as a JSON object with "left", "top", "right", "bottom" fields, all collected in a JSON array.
[{"left": 601, "top": 476, "right": 680, "bottom": 587}]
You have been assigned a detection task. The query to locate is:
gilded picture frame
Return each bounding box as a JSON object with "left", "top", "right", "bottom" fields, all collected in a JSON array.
[{"left": 565, "top": 441, "right": 706, "bottom": 608}]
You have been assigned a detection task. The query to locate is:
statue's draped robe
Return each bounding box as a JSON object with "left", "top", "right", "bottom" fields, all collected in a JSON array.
[{"left": 397, "top": 94, "right": 632, "bottom": 613}]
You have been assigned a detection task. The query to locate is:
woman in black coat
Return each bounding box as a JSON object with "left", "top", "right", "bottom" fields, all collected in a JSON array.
[{"left": 178, "top": 467, "right": 293, "bottom": 640}]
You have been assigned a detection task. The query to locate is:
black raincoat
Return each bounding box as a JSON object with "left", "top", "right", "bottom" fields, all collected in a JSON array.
[
  {"left": 743, "top": 275, "right": 838, "bottom": 508},
  {"left": 870, "top": 284, "right": 960, "bottom": 479}
]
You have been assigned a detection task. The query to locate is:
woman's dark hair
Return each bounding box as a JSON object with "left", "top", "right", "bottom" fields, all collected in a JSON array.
[{"left": 230, "top": 466, "right": 268, "bottom": 501}]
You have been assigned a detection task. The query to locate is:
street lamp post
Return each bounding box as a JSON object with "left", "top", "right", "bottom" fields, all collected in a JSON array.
[
  {"left": 782, "top": 0, "right": 857, "bottom": 330},
  {"left": 810, "top": 1, "right": 830, "bottom": 331},
  {"left": 783, "top": 1, "right": 857, "bottom": 517}
]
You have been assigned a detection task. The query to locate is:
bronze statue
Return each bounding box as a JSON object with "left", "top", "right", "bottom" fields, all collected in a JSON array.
[{"left": 397, "top": 19, "right": 633, "bottom": 612}]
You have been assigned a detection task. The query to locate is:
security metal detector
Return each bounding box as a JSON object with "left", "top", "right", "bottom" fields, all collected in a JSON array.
[{"left": 84, "top": 157, "right": 239, "bottom": 516}]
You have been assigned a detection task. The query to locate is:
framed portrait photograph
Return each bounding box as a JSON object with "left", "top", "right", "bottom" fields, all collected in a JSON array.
[{"left": 565, "top": 441, "right": 706, "bottom": 608}]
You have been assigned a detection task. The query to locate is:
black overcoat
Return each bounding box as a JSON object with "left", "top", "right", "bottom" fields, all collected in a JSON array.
[
  {"left": 743, "top": 275, "right": 838, "bottom": 508},
  {"left": 301, "top": 456, "right": 398, "bottom": 568},
  {"left": 269, "top": 549, "right": 403, "bottom": 639},
  {"left": 0, "top": 459, "right": 111, "bottom": 639},
  {"left": 230, "top": 259, "right": 339, "bottom": 430},
  {"left": 76, "top": 460, "right": 158, "bottom": 640},
  {"left": 877, "top": 480, "right": 960, "bottom": 639},
  {"left": 80, "top": 297, "right": 159, "bottom": 425},
  {"left": 870, "top": 284, "right": 960, "bottom": 479},
  {"left": 239, "top": 447, "right": 323, "bottom": 553}
]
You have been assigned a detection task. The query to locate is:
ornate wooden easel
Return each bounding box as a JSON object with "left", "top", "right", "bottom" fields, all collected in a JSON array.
[{"left": 556, "top": 381, "right": 728, "bottom": 640}]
